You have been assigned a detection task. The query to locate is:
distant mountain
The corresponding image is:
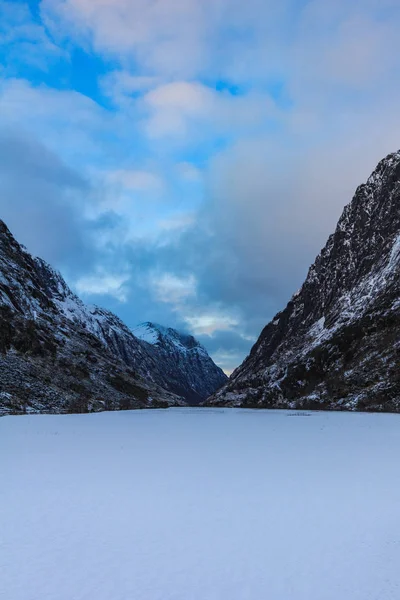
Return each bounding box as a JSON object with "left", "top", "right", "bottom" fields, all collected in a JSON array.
[
  {"left": 208, "top": 151, "right": 400, "bottom": 412},
  {"left": 0, "top": 220, "right": 226, "bottom": 414},
  {"left": 133, "top": 322, "right": 227, "bottom": 405}
]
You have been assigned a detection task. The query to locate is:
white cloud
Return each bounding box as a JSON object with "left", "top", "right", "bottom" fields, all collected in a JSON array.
[
  {"left": 184, "top": 312, "right": 239, "bottom": 336},
  {"left": 142, "top": 81, "right": 275, "bottom": 140},
  {"left": 41, "top": 0, "right": 400, "bottom": 96},
  {"left": 41, "top": 0, "right": 224, "bottom": 77},
  {"left": 0, "top": 78, "right": 115, "bottom": 167},
  {"left": 147, "top": 269, "right": 241, "bottom": 337},
  {"left": 142, "top": 81, "right": 213, "bottom": 138},
  {"left": 149, "top": 273, "right": 197, "bottom": 305},
  {"left": 75, "top": 271, "right": 130, "bottom": 302},
  {"left": 157, "top": 214, "right": 196, "bottom": 234},
  {"left": 106, "top": 169, "right": 164, "bottom": 192},
  {"left": 40, "top": 0, "right": 300, "bottom": 85},
  {"left": 0, "top": 78, "right": 101, "bottom": 124}
]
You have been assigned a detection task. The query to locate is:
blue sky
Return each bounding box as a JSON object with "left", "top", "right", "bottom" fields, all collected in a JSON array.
[{"left": 1, "top": 0, "right": 400, "bottom": 372}]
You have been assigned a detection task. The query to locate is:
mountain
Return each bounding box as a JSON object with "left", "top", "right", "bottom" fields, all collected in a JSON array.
[
  {"left": 0, "top": 220, "right": 225, "bottom": 414},
  {"left": 133, "top": 322, "right": 227, "bottom": 405},
  {"left": 208, "top": 150, "right": 400, "bottom": 412}
]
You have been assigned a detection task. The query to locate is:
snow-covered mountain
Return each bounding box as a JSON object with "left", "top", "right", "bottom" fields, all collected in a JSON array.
[
  {"left": 133, "top": 322, "right": 227, "bottom": 405},
  {"left": 208, "top": 151, "right": 400, "bottom": 412},
  {"left": 0, "top": 220, "right": 226, "bottom": 414}
]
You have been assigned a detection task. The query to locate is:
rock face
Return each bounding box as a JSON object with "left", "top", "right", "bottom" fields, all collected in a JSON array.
[
  {"left": 133, "top": 322, "right": 227, "bottom": 405},
  {"left": 208, "top": 151, "right": 400, "bottom": 412},
  {"left": 0, "top": 221, "right": 225, "bottom": 414}
]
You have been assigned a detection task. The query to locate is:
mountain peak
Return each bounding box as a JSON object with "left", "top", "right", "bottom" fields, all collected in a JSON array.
[
  {"left": 131, "top": 321, "right": 226, "bottom": 404},
  {"left": 0, "top": 219, "right": 11, "bottom": 235},
  {"left": 133, "top": 321, "right": 204, "bottom": 352},
  {"left": 132, "top": 322, "right": 163, "bottom": 345}
]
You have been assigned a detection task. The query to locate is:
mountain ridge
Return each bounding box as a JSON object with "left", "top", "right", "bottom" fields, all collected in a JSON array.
[
  {"left": 207, "top": 150, "right": 400, "bottom": 412},
  {"left": 0, "top": 220, "right": 226, "bottom": 414}
]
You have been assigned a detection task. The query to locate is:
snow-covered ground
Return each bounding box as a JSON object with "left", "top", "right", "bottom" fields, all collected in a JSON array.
[{"left": 2, "top": 408, "right": 400, "bottom": 600}]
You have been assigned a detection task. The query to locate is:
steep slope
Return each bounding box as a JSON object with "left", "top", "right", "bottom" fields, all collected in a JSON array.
[
  {"left": 0, "top": 220, "right": 185, "bottom": 414},
  {"left": 133, "top": 322, "right": 227, "bottom": 404},
  {"left": 0, "top": 220, "right": 222, "bottom": 414},
  {"left": 208, "top": 150, "right": 400, "bottom": 412}
]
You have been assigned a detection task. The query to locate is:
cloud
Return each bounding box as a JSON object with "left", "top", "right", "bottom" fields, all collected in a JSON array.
[
  {"left": 184, "top": 311, "right": 239, "bottom": 336},
  {"left": 288, "top": 0, "right": 400, "bottom": 109},
  {"left": 0, "top": 78, "right": 115, "bottom": 166},
  {"left": 142, "top": 81, "right": 274, "bottom": 140},
  {"left": 106, "top": 169, "right": 164, "bottom": 192},
  {"left": 41, "top": 0, "right": 294, "bottom": 82},
  {"left": 191, "top": 115, "right": 400, "bottom": 321},
  {"left": 75, "top": 270, "right": 130, "bottom": 303},
  {"left": 41, "top": 0, "right": 223, "bottom": 77},
  {"left": 149, "top": 273, "right": 197, "bottom": 305},
  {"left": 0, "top": 1, "right": 65, "bottom": 72},
  {"left": 0, "top": 128, "right": 92, "bottom": 268},
  {"left": 196, "top": 329, "right": 256, "bottom": 374},
  {"left": 156, "top": 213, "right": 196, "bottom": 234},
  {"left": 143, "top": 81, "right": 213, "bottom": 138},
  {"left": 135, "top": 99, "right": 400, "bottom": 356}
]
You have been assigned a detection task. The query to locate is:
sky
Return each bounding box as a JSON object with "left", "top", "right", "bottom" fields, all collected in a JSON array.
[{"left": 1, "top": 0, "right": 400, "bottom": 373}]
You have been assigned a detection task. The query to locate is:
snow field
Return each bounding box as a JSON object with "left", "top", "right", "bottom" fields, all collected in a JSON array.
[{"left": 1, "top": 408, "right": 400, "bottom": 600}]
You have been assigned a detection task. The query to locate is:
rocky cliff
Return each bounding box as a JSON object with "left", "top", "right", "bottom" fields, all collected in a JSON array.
[{"left": 208, "top": 151, "right": 400, "bottom": 412}]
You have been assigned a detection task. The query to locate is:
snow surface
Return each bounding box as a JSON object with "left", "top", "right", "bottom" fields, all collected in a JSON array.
[
  {"left": 2, "top": 408, "right": 400, "bottom": 600},
  {"left": 132, "top": 322, "right": 161, "bottom": 345},
  {"left": 132, "top": 322, "right": 210, "bottom": 357}
]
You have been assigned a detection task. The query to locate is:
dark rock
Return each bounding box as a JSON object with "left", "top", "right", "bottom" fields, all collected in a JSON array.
[{"left": 132, "top": 322, "right": 227, "bottom": 405}]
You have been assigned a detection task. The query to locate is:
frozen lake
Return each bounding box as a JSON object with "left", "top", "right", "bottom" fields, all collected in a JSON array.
[{"left": 2, "top": 407, "right": 400, "bottom": 600}]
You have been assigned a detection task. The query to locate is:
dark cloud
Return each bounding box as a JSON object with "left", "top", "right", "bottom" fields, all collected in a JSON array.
[
  {"left": 115, "top": 124, "right": 400, "bottom": 373},
  {"left": 0, "top": 128, "right": 101, "bottom": 274}
]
